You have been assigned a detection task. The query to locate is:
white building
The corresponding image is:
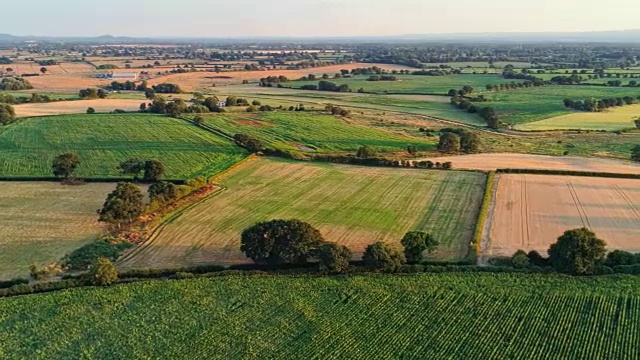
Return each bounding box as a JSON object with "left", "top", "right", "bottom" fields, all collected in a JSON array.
[{"left": 110, "top": 72, "right": 139, "bottom": 80}]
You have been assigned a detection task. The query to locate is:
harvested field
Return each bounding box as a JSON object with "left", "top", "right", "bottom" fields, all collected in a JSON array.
[
  {"left": 146, "top": 63, "right": 415, "bottom": 91},
  {"left": 419, "top": 153, "right": 640, "bottom": 174},
  {"left": 0, "top": 62, "right": 94, "bottom": 76},
  {"left": 486, "top": 174, "right": 640, "bottom": 257},
  {"left": 0, "top": 182, "right": 115, "bottom": 279},
  {"left": 119, "top": 158, "right": 485, "bottom": 269},
  {"left": 14, "top": 99, "right": 146, "bottom": 117}
]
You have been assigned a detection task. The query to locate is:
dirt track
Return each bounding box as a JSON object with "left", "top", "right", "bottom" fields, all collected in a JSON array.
[{"left": 419, "top": 153, "right": 640, "bottom": 174}]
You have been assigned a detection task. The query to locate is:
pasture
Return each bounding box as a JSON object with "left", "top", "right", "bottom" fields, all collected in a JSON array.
[
  {"left": 0, "top": 113, "right": 246, "bottom": 179},
  {"left": 1, "top": 273, "right": 640, "bottom": 359},
  {"left": 487, "top": 85, "right": 640, "bottom": 126},
  {"left": 0, "top": 182, "right": 114, "bottom": 279},
  {"left": 487, "top": 174, "right": 640, "bottom": 257},
  {"left": 517, "top": 104, "right": 640, "bottom": 131},
  {"left": 13, "top": 99, "right": 146, "bottom": 117},
  {"left": 119, "top": 158, "right": 485, "bottom": 269},
  {"left": 289, "top": 74, "right": 514, "bottom": 95},
  {"left": 195, "top": 111, "right": 435, "bottom": 153}
]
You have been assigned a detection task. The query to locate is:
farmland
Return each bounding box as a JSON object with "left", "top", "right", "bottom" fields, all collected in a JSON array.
[
  {"left": 196, "top": 111, "right": 435, "bottom": 153},
  {"left": 487, "top": 86, "right": 640, "bottom": 126},
  {"left": 289, "top": 74, "right": 516, "bottom": 95},
  {"left": 486, "top": 174, "right": 640, "bottom": 258},
  {"left": 421, "top": 153, "right": 640, "bottom": 173},
  {"left": 2, "top": 273, "right": 640, "bottom": 359},
  {"left": 0, "top": 182, "right": 114, "bottom": 279},
  {"left": 0, "top": 113, "right": 246, "bottom": 179},
  {"left": 13, "top": 99, "right": 146, "bottom": 117},
  {"left": 119, "top": 158, "right": 485, "bottom": 269},
  {"left": 517, "top": 104, "right": 640, "bottom": 131},
  {"left": 147, "top": 63, "right": 416, "bottom": 92}
]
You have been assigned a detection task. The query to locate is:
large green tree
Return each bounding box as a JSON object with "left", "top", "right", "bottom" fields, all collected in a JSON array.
[
  {"left": 0, "top": 103, "right": 16, "bottom": 125},
  {"left": 400, "top": 231, "right": 439, "bottom": 263},
  {"left": 143, "top": 160, "right": 165, "bottom": 182},
  {"left": 631, "top": 145, "right": 640, "bottom": 162},
  {"left": 548, "top": 228, "right": 607, "bottom": 275},
  {"left": 362, "top": 242, "right": 405, "bottom": 272},
  {"left": 460, "top": 132, "right": 481, "bottom": 154},
  {"left": 437, "top": 133, "right": 460, "bottom": 154},
  {"left": 119, "top": 158, "right": 144, "bottom": 179},
  {"left": 52, "top": 153, "right": 80, "bottom": 179},
  {"left": 240, "top": 219, "right": 325, "bottom": 265},
  {"left": 98, "top": 182, "right": 145, "bottom": 227},
  {"left": 316, "top": 242, "right": 352, "bottom": 273}
]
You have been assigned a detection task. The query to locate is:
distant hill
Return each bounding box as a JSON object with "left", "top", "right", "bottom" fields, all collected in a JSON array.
[{"left": 2, "top": 30, "right": 640, "bottom": 44}]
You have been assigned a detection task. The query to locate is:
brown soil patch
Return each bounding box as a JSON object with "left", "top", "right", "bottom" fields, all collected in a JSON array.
[
  {"left": 417, "top": 153, "right": 640, "bottom": 174},
  {"left": 14, "top": 99, "right": 145, "bottom": 117},
  {"left": 487, "top": 174, "right": 640, "bottom": 257}
]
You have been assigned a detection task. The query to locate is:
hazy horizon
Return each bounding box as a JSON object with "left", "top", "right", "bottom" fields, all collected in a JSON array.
[{"left": 2, "top": 0, "right": 640, "bottom": 38}]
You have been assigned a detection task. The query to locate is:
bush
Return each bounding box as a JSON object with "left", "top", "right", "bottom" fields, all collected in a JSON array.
[
  {"left": 511, "top": 250, "right": 530, "bottom": 269},
  {"left": 362, "top": 242, "right": 405, "bottom": 272},
  {"left": 65, "top": 238, "right": 133, "bottom": 270},
  {"left": 91, "top": 258, "right": 118, "bottom": 286},
  {"left": 86, "top": 107, "right": 96, "bottom": 114}
]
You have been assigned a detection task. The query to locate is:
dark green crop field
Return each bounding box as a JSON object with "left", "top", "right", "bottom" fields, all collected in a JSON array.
[
  {"left": 196, "top": 111, "right": 435, "bottom": 153},
  {"left": 1, "top": 273, "right": 639, "bottom": 359},
  {"left": 289, "top": 74, "right": 515, "bottom": 95},
  {"left": 0, "top": 113, "right": 247, "bottom": 179}
]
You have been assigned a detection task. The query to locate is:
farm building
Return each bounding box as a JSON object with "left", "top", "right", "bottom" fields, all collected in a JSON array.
[
  {"left": 92, "top": 72, "right": 139, "bottom": 80},
  {"left": 111, "top": 72, "right": 139, "bottom": 80}
]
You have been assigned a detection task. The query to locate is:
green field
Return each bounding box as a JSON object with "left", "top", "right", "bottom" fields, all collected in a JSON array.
[
  {"left": 0, "top": 182, "right": 116, "bottom": 280},
  {"left": 0, "top": 113, "right": 247, "bottom": 179},
  {"left": 196, "top": 111, "right": 435, "bottom": 153},
  {"left": 289, "top": 74, "right": 514, "bottom": 95},
  {"left": 2, "top": 273, "right": 639, "bottom": 359},
  {"left": 517, "top": 104, "right": 640, "bottom": 131},
  {"left": 210, "top": 85, "right": 485, "bottom": 125},
  {"left": 488, "top": 86, "right": 640, "bottom": 125},
  {"left": 120, "top": 158, "right": 485, "bottom": 269}
]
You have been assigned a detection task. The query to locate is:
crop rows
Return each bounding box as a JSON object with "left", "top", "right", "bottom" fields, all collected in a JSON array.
[
  {"left": 198, "top": 111, "right": 434, "bottom": 153},
  {"left": 0, "top": 273, "right": 639, "bottom": 359},
  {"left": 0, "top": 113, "right": 247, "bottom": 179},
  {"left": 120, "top": 158, "right": 485, "bottom": 269}
]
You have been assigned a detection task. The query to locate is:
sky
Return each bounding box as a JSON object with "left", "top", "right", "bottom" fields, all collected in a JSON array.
[{"left": 2, "top": 0, "right": 640, "bottom": 38}]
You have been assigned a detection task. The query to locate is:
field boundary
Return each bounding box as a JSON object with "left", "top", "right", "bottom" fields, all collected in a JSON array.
[
  {"left": 117, "top": 154, "right": 258, "bottom": 266},
  {"left": 496, "top": 168, "right": 640, "bottom": 179},
  {"left": 0, "top": 176, "right": 186, "bottom": 183},
  {"left": 473, "top": 171, "right": 495, "bottom": 263}
]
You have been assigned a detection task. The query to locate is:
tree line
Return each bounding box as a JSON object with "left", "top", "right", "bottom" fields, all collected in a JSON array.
[
  {"left": 563, "top": 95, "right": 640, "bottom": 112},
  {"left": 240, "top": 219, "right": 439, "bottom": 273}
]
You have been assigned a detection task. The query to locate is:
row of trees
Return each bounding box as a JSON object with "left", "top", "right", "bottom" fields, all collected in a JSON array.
[
  {"left": 0, "top": 104, "right": 16, "bottom": 125},
  {"left": 505, "top": 228, "right": 640, "bottom": 275},
  {"left": 450, "top": 97, "right": 499, "bottom": 128},
  {"left": 366, "top": 75, "right": 397, "bottom": 81},
  {"left": 240, "top": 219, "right": 439, "bottom": 273},
  {"left": 0, "top": 77, "right": 33, "bottom": 90},
  {"left": 79, "top": 88, "right": 108, "bottom": 99},
  {"left": 563, "top": 96, "right": 640, "bottom": 112},
  {"left": 300, "top": 80, "right": 351, "bottom": 92},
  {"left": 258, "top": 76, "right": 289, "bottom": 87}
]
